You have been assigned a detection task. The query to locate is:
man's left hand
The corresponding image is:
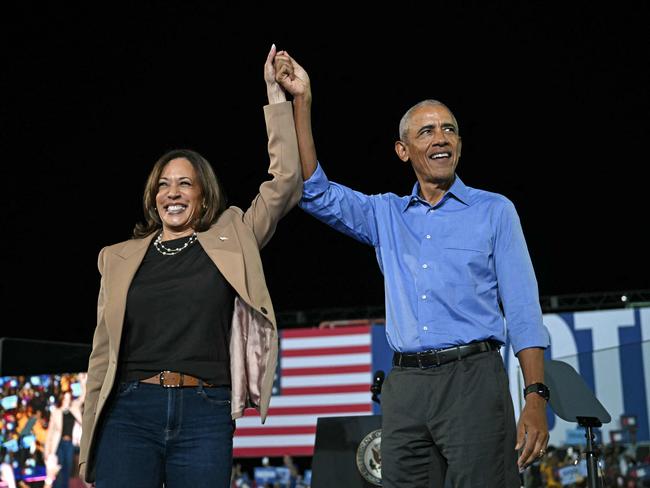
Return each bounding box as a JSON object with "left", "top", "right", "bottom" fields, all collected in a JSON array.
[{"left": 515, "top": 394, "right": 549, "bottom": 469}]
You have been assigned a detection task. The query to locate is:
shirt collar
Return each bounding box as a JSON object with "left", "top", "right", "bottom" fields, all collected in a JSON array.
[{"left": 403, "top": 174, "right": 471, "bottom": 211}]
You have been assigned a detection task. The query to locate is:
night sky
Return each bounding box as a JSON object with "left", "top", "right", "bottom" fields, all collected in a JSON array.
[{"left": 3, "top": 3, "right": 649, "bottom": 346}]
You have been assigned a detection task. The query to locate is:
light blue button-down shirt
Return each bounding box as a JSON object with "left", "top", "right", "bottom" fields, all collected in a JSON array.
[{"left": 300, "top": 163, "right": 549, "bottom": 354}]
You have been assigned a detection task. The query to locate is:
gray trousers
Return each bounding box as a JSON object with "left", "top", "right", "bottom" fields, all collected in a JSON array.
[{"left": 381, "top": 350, "right": 521, "bottom": 488}]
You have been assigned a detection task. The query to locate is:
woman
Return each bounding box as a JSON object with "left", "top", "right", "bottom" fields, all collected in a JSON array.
[
  {"left": 44, "top": 391, "right": 82, "bottom": 488},
  {"left": 78, "top": 46, "right": 301, "bottom": 488}
]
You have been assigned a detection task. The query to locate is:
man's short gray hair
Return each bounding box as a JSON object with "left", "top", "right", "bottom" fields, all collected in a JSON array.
[{"left": 398, "top": 100, "right": 460, "bottom": 142}]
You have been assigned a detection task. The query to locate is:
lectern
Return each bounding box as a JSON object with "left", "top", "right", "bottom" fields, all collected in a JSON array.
[
  {"left": 311, "top": 415, "right": 382, "bottom": 487},
  {"left": 544, "top": 359, "right": 611, "bottom": 488}
]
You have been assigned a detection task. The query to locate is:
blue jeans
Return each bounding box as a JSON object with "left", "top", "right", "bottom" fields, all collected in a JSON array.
[
  {"left": 94, "top": 381, "right": 233, "bottom": 488},
  {"left": 53, "top": 439, "right": 73, "bottom": 488}
]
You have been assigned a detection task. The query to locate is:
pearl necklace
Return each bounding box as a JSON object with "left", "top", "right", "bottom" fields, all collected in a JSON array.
[{"left": 153, "top": 231, "right": 198, "bottom": 256}]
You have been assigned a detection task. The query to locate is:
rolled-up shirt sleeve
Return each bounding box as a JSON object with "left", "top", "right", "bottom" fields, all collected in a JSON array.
[{"left": 494, "top": 199, "right": 550, "bottom": 354}]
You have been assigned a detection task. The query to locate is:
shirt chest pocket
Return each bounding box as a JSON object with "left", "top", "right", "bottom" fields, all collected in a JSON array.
[{"left": 440, "top": 238, "right": 491, "bottom": 285}]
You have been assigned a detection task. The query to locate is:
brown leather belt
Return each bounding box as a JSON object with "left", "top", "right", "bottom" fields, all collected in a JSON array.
[
  {"left": 393, "top": 340, "right": 501, "bottom": 369},
  {"left": 140, "top": 371, "right": 215, "bottom": 388}
]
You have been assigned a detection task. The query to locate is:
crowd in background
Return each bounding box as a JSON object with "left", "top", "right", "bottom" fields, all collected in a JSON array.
[
  {"left": 229, "top": 443, "right": 650, "bottom": 488},
  {"left": 1, "top": 374, "right": 86, "bottom": 488},
  {"left": 231, "top": 455, "right": 311, "bottom": 488},
  {"left": 3, "top": 374, "right": 649, "bottom": 487},
  {"left": 521, "top": 442, "right": 650, "bottom": 487}
]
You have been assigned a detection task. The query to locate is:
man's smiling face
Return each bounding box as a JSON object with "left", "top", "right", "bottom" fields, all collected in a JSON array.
[{"left": 397, "top": 103, "right": 462, "bottom": 187}]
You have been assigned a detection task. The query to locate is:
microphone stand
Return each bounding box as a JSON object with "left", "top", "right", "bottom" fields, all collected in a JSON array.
[{"left": 370, "top": 372, "right": 384, "bottom": 405}]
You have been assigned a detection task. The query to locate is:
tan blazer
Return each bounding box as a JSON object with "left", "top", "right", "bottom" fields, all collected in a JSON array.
[{"left": 78, "top": 101, "right": 301, "bottom": 482}]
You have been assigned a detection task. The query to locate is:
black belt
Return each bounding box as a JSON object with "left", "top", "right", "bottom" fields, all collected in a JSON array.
[{"left": 393, "top": 340, "right": 501, "bottom": 369}]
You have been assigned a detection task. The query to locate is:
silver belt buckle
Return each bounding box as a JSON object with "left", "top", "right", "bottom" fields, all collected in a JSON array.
[{"left": 159, "top": 371, "right": 184, "bottom": 388}]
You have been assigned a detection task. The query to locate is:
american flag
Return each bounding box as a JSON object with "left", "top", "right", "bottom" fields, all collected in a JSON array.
[{"left": 233, "top": 324, "right": 375, "bottom": 457}]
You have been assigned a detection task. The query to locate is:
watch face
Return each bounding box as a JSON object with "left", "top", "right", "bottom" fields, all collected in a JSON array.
[{"left": 525, "top": 383, "right": 549, "bottom": 400}]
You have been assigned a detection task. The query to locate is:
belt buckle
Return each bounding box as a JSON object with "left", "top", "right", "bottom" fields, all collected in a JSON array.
[
  {"left": 160, "top": 371, "right": 184, "bottom": 388},
  {"left": 416, "top": 350, "right": 441, "bottom": 369},
  {"left": 416, "top": 352, "right": 423, "bottom": 369}
]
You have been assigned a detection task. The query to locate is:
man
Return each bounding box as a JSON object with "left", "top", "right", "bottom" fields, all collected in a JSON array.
[{"left": 274, "top": 52, "right": 550, "bottom": 487}]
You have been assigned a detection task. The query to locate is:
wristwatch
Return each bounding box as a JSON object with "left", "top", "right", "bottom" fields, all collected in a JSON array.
[{"left": 523, "top": 382, "right": 550, "bottom": 401}]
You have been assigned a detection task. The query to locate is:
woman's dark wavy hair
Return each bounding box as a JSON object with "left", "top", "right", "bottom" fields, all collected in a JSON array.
[{"left": 133, "top": 149, "right": 227, "bottom": 238}]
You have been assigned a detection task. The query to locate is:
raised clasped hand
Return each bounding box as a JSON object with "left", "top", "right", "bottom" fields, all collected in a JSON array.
[{"left": 273, "top": 51, "right": 310, "bottom": 98}]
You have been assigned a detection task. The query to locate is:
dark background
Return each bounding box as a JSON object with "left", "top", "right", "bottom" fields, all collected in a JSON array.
[{"left": 2, "top": 3, "right": 649, "bottom": 345}]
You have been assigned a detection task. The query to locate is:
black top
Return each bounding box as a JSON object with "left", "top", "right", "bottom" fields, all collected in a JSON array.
[
  {"left": 119, "top": 234, "right": 235, "bottom": 386},
  {"left": 61, "top": 411, "right": 75, "bottom": 437}
]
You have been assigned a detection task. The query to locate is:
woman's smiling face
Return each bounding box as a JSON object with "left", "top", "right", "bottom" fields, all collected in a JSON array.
[{"left": 155, "top": 157, "right": 203, "bottom": 238}]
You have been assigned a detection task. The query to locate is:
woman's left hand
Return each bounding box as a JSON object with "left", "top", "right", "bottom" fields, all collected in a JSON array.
[{"left": 265, "top": 44, "right": 287, "bottom": 104}]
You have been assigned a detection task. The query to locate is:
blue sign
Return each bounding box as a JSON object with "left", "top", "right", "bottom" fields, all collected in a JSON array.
[
  {"left": 558, "top": 460, "right": 588, "bottom": 485},
  {"left": 1, "top": 395, "right": 18, "bottom": 410},
  {"left": 565, "top": 428, "right": 587, "bottom": 446},
  {"left": 275, "top": 467, "right": 290, "bottom": 484},
  {"left": 254, "top": 467, "right": 277, "bottom": 485}
]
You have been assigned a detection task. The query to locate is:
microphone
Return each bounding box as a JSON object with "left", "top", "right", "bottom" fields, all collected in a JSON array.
[{"left": 370, "top": 370, "right": 385, "bottom": 404}]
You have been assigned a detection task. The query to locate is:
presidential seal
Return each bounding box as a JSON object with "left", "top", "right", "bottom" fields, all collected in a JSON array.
[{"left": 356, "top": 428, "right": 382, "bottom": 485}]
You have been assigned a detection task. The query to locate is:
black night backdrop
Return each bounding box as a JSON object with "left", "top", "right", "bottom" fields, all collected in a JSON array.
[{"left": 2, "top": 3, "right": 649, "bottom": 345}]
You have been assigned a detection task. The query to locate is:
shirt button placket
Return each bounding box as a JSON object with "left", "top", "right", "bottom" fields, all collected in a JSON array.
[{"left": 420, "top": 232, "right": 433, "bottom": 340}]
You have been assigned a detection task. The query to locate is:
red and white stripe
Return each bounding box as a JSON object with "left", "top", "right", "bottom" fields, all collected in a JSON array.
[{"left": 233, "top": 325, "right": 374, "bottom": 457}]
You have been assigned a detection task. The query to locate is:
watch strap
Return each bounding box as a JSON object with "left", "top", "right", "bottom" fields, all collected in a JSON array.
[{"left": 523, "top": 382, "right": 550, "bottom": 401}]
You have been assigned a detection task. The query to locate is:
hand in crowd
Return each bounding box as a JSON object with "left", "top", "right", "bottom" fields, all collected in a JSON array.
[{"left": 44, "top": 453, "right": 61, "bottom": 488}]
